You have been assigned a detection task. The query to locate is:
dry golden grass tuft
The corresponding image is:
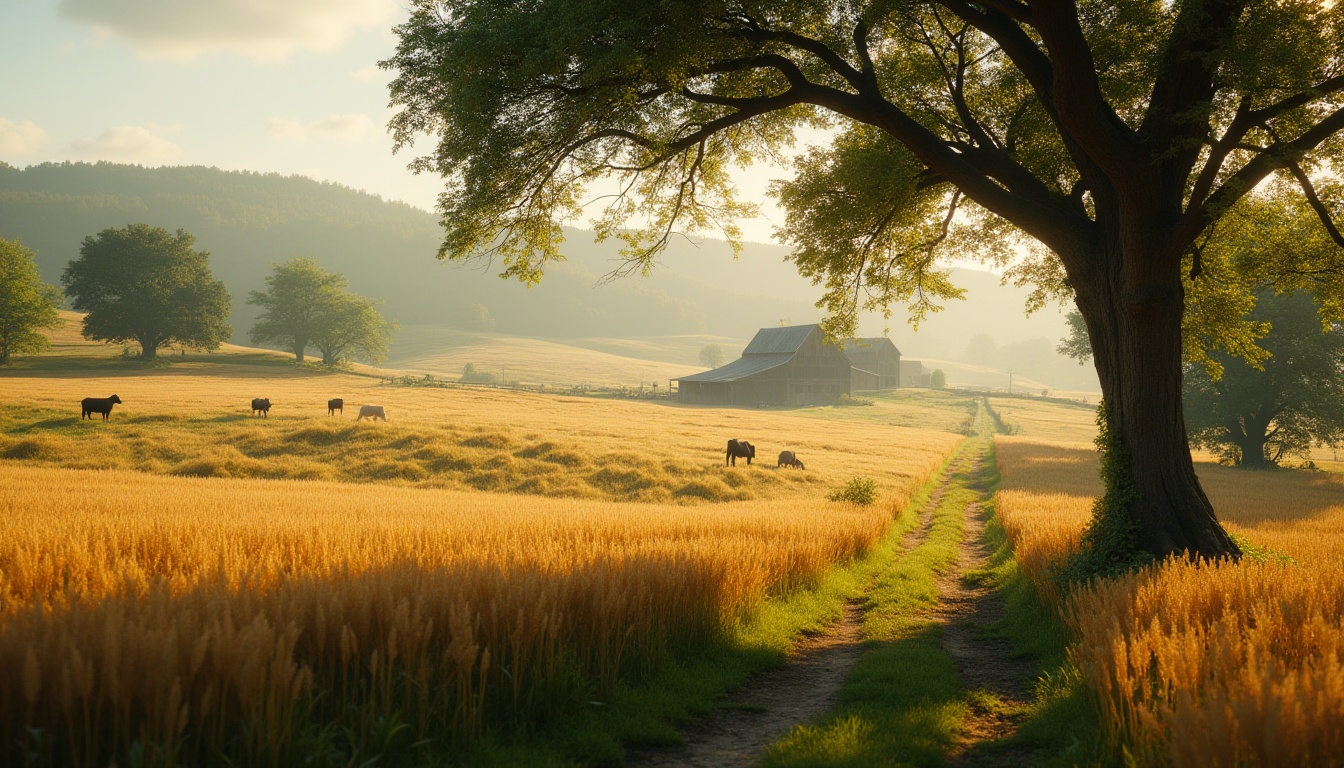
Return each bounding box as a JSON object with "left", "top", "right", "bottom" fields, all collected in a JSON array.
[{"left": 995, "top": 436, "right": 1344, "bottom": 766}]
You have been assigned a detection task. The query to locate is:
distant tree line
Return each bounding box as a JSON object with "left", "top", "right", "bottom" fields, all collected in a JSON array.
[{"left": 0, "top": 222, "right": 395, "bottom": 367}]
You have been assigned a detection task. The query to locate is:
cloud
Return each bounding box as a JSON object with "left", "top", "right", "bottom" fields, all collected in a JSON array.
[
  {"left": 268, "top": 114, "right": 374, "bottom": 143},
  {"left": 0, "top": 119, "right": 48, "bottom": 156},
  {"left": 57, "top": 0, "right": 395, "bottom": 61},
  {"left": 66, "top": 125, "right": 184, "bottom": 163}
]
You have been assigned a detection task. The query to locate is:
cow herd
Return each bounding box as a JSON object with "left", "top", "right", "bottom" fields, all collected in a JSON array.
[
  {"left": 77, "top": 395, "right": 803, "bottom": 469},
  {"left": 726, "top": 439, "right": 805, "bottom": 470},
  {"left": 78, "top": 394, "right": 387, "bottom": 422}
]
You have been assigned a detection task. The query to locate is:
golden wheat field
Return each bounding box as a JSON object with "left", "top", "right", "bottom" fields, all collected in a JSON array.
[
  {"left": 0, "top": 463, "right": 922, "bottom": 765},
  {"left": 0, "top": 329, "right": 966, "bottom": 765},
  {"left": 995, "top": 435, "right": 1344, "bottom": 766}
]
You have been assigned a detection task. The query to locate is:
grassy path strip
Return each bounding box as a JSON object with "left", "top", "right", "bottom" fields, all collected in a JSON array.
[
  {"left": 762, "top": 405, "right": 1108, "bottom": 768},
  {"left": 616, "top": 439, "right": 967, "bottom": 768},
  {"left": 761, "top": 428, "right": 989, "bottom": 767}
]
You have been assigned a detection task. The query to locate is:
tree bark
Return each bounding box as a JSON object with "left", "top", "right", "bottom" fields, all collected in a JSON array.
[
  {"left": 1071, "top": 235, "right": 1241, "bottom": 560},
  {"left": 1230, "top": 412, "right": 1272, "bottom": 468},
  {"left": 294, "top": 344, "right": 306, "bottom": 363},
  {"left": 140, "top": 339, "right": 158, "bottom": 361}
]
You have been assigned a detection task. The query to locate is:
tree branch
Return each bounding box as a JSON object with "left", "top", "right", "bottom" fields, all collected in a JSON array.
[{"left": 1285, "top": 161, "right": 1344, "bottom": 248}]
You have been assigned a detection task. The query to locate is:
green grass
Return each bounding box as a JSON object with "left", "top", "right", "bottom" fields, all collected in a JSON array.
[{"left": 956, "top": 442, "right": 1111, "bottom": 767}]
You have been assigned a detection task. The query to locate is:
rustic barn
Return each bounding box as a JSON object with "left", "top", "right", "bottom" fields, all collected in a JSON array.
[
  {"left": 842, "top": 337, "right": 902, "bottom": 390},
  {"left": 676, "top": 324, "right": 853, "bottom": 406}
]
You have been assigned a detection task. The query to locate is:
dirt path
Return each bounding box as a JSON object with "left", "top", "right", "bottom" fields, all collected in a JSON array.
[
  {"left": 625, "top": 463, "right": 950, "bottom": 768},
  {"left": 934, "top": 457, "right": 1036, "bottom": 767}
]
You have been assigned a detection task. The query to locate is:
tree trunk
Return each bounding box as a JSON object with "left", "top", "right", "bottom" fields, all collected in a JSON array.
[
  {"left": 294, "top": 337, "right": 307, "bottom": 362},
  {"left": 140, "top": 339, "right": 158, "bottom": 361},
  {"left": 0, "top": 347, "right": 9, "bottom": 365},
  {"left": 1072, "top": 237, "right": 1240, "bottom": 560},
  {"left": 1230, "top": 415, "right": 1272, "bottom": 468}
]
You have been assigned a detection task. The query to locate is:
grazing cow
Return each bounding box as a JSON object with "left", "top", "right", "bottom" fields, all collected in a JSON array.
[
  {"left": 356, "top": 404, "right": 387, "bottom": 422},
  {"left": 777, "top": 450, "right": 805, "bottom": 470},
  {"left": 327, "top": 398, "right": 344, "bottom": 416},
  {"left": 81, "top": 394, "right": 123, "bottom": 421},
  {"left": 726, "top": 438, "right": 755, "bottom": 466},
  {"left": 251, "top": 398, "right": 272, "bottom": 417}
]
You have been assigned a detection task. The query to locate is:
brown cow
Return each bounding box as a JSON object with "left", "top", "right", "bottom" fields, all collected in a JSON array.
[
  {"left": 726, "top": 439, "right": 755, "bottom": 466},
  {"left": 777, "top": 451, "right": 805, "bottom": 469}
]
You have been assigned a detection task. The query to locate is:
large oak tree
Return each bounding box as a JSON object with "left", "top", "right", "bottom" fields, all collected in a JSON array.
[
  {"left": 62, "top": 225, "right": 231, "bottom": 360},
  {"left": 385, "top": 0, "right": 1344, "bottom": 559},
  {"left": 1186, "top": 291, "right": 1344, "bottom": 468}
]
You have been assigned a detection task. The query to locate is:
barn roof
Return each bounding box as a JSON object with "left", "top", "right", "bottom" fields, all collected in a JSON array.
[
  {"left": 742, "top": 324, "right": 819, "bottom": 355},
  {"left": 842, "top": 337, "right": 902, "bottom": 356},
  {"left": 675, "top": 353, "right": 794, "bottom": 383}
]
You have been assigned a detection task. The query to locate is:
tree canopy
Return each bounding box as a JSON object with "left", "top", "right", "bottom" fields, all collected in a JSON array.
[
  {"left": 311, "top": 292, "right": 397, "bottom": 367},
  {"left": 699, "top": 343, "right": 726, "bottom": 368},
  {"left": 248, "top": 258, "right": 396, "bottom": 366},
  {"left": 1186, "top": 291, "right": 1344, "bottom": 469},
  {"left": 386, "top": 0, "right": 1344, "bottom": 560},
  {"left": 61, "top": 225, "right": 231, "bottom": 360},
  {"left": 0, "top": 236, "right": 62, "bottom": 364}
]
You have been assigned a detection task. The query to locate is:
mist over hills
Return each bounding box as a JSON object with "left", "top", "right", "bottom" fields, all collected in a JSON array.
[{"left": 0, "top": 161, "right": 1097, "bottom": 390}]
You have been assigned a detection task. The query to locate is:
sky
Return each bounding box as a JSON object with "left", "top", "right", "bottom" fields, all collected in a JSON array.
[{"left": 0, "top": 0, "right": 794, "bottom": 243}]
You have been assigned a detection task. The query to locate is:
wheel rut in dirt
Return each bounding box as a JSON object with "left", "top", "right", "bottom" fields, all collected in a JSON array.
[
  {"left": 625, "top": 458, "right": 953, "bottom": 768},
  {"left": 934, "top": 456, "right": 1037, "bottom": 768}
]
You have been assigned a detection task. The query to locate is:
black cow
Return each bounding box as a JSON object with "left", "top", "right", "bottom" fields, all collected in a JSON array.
[
  {"left": 327, "top": 398, "right": 344, "bottom": 416},
  {"left": 726, "top": 439, "right": 756, "bottom": 466},
  {"left": 777, "top": 450, "right": 805, "bottom": 469},
  {"left": 251, "top": 398, "right": 272, "bottom": 417},
  {"left": 81, "top": 395, "right": 122, "bottom": 421}
]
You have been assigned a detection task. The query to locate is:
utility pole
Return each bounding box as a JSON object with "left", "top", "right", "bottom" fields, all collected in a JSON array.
[{"left": 1007, "top": 369, "right": 1014, "bottom": 395}]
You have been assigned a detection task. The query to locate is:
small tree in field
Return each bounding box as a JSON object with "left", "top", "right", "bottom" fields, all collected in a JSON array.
[
  {"left": 311, "top": 293, "right": 397, "bottom": 367},
  {"left": 62, "top": 225, "right": 231, "bottom": 360},
  {"left": 930, "top": 369, "right": 946, "bottom": 389},
  {"left": 249, "top": 258, "right": 397, "bottom": 365},
  {"left": 0, "top": 237, "right": 62, "bottom": 364},
  {"left": 1186, "top": 292, "right": 1344, "bottom": 469},
  {"left": 247, "top": 258, "right": 347, "bottom": 362},
  {"left": 698, "top": 344, "right": 725, "bottom": 369}
]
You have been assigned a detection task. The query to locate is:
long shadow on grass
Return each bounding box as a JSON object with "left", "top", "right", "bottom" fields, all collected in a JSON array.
[{"left": 7, "top": 416, "right": 83, "bottom": 432}]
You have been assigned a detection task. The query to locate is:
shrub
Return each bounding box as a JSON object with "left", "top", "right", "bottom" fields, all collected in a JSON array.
[{"left": 828, "top": 477, "right": 878, "bottom": 505}]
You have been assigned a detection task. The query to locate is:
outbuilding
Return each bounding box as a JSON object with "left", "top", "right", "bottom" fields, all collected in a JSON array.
[{"left": 842, "top": 337, "right": 902, "bottom": 390}]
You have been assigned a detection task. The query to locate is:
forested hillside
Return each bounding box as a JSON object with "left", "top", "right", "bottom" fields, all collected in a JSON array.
[{"left": 0, "top": 162, "right": 814, "bottom": 342}]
